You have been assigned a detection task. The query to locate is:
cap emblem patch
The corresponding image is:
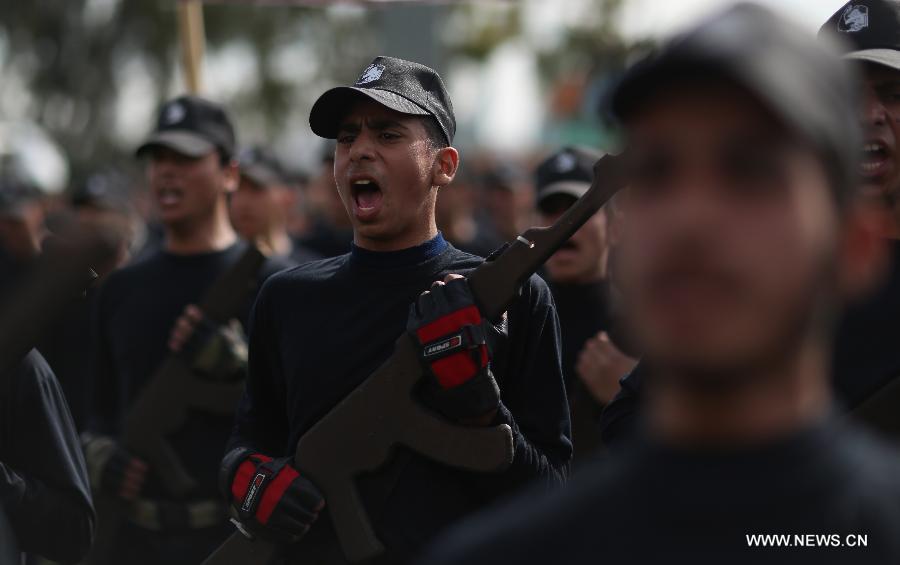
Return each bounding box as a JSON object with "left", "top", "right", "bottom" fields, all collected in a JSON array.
[
  {"left": 356, "top": 64, "right": 386, "bottom": 85},
  {"left": 839, "top": 4, "right": 869, "bottom": 33},
  {"left": 163, "top": 102, "right": 187, "bottom": 125},
  {"left": 554, "top": 152, "right": 577, "bottom": 173}
]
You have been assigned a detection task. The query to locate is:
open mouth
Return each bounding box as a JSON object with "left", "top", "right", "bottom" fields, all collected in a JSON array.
[
  {"left": 351, "top": 178, "right": 383, "bottom": 220},
  {"left": 157, "top": 187, "right": 184, "bottom": 208},
  {"left": 861, "top": 141, "right": 889, "bottom": 177}
]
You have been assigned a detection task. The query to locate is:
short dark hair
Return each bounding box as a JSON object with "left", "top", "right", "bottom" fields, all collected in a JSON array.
[{"left": 420, "top": 116, "right": 449, "bottom": 150}]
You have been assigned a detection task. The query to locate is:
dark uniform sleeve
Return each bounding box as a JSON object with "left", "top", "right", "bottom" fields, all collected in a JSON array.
[
  {"left": 479, "top": 275, "right": 572, "bottom": 494},
  {"left": 228, "top": 278, "right": 291, "bottom": 456},
  {"left": 0, "top": 350, "right": 95, "bottom": 562},
  {"left": 598, "top": 363, "right": 644, "bottom": 447}
]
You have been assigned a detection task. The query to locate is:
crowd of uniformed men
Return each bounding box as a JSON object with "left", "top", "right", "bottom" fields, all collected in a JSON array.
[{"left": 3, "top": 1, "right": 900, "bottom": 564}]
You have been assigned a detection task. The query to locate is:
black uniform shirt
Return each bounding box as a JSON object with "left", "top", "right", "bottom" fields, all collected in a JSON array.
[
  {"left": 423, "top": 417, "right": 900, "bottom": 565},
  {"left": 832, "top": 240, "right": 900, "bottom": 405},
  {"left": 229, "top": 233, "right": 572, "bottom": 563},
  {"left": 1, "top": 350, "right": 94, "bottom": 563},
  {"left": 89, "top": 242, "right": 289, "bottom": 501}
]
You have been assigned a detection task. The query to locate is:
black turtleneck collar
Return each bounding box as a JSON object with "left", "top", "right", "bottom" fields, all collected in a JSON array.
[{"left": 349, "top": 232, "right": 449, "bottom": 271}]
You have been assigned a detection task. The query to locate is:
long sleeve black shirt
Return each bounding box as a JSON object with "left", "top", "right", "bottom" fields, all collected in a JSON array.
[
  {"left": 228, "top": 234, "right": 572, "bottom": 563},
  {"left": 1, "top": 350, "right": 94, "bottom": 563}
]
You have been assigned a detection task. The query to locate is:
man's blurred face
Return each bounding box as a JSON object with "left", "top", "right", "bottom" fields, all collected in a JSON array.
[
  {"left": 230, "top": 176, "right": 291, "bottom": 240},
  {"left": 146, "top": 147, "right": 233, "bottom": 228},
  {"left": 859, "top": 64, "right": 900, "bottom": 203},
  {"left": 538, "top": 194, "right": 608, "bottom": 284},
  {"left": 334, "top": 98, "right": 439, "bottom": 248},
  {"left": 618, "top": 81, "right": 840, "bottom": 380}
]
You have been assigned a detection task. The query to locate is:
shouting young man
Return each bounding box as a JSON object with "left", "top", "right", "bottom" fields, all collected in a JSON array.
[
  {"left": 86, "top": 96, "right": 288, "bottom": 565},
  {"left": 221, "top": 56, "right": 572, "bottom": 564},
  {"left": 422, "top": 5, "right": 900, "bottom": 564},
  {"left": 821, "top": 0, "right": 900, "bottom": 426}
]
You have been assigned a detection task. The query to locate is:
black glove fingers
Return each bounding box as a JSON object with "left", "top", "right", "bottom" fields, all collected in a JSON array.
[
  {"left": 417, "top": 287, "right": 439, "bottom": 320},
  {"left": 291, "top": 476, "right": 325, "bottom": 510},
  {"left": 275, "top": 495, "right": 321, "bottom": 526},
  {"left": 443, "top": 277, "right": 473, "bottom": 310}
]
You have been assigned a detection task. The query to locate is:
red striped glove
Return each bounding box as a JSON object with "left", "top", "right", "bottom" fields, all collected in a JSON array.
[
  {"left": 221, "top": 448, "right": 323, "bottom": 544},
  {"left": 408, "top": 277, "right": 500, "bottom": 421}
]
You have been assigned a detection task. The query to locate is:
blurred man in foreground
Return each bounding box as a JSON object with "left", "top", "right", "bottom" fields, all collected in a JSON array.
[
  {"left": 599, "top": 0, "right": 900, "bottom": 447},
  {"left": 0, "top": 177, "right": 95, "bottom": 564},
  {"left": 422, "top": 5, "right": 900, "bottom": 564}
]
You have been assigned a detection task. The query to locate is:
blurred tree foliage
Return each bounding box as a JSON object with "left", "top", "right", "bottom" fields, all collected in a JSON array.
[
  {"left": 0, "top": 0, "right": 643, "bottom": 181},
  {"left": 0, "top": 0, "right": 377, "bottom": 182}
]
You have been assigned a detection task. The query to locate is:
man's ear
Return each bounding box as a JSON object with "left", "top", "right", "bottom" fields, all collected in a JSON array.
[
  {"left": 222, "top": 159, "right": 240, "bottom": 194},
  {"left": 431, "top": 147, "right": 460, "bottom": 189},
  {"left": 837, "top": 201, "right": 889, "bottom": 302}
]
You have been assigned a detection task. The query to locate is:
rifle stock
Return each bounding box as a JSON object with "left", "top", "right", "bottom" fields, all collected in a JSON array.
[{"left": 122, "top": 245, "right": 266, "bottom": 495}]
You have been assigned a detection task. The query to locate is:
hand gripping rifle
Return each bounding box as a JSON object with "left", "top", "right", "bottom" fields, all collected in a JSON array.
[{"left": 87, "top": 244, "right": 266, "bottom": 565}]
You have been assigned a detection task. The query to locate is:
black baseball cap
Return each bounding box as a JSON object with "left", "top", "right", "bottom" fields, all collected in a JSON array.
[
  {"left": 535, "top": 146, "right": 603, "bottom": 208},
  {"left": 309, "top": 56, "right": 456, "bottom": 145},
  {"left": 608, "top": 3, "right": 861, "bottom": 201},
  {"left": 238, "top": 145, "right": 289, "bottom": 187},
  {"left": 136, "top": 95, "right": 237, "bottom": 160},
  {"left": 820, "top": 1, "right": 900, "bottom": 71}
]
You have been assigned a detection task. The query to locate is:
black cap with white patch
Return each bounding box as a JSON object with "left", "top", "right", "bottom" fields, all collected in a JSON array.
[
  {"left": 136, "top": 95, "right": 237, "bottom": 160},
  {"left": 819, "top": 1, "right": 900, "bottom": 71},
  {"left": 535, "top": 146, "right": 603, "bottom": 209},
  {"left": 309, "top": 56, "right": 456, "bottom": 145}
]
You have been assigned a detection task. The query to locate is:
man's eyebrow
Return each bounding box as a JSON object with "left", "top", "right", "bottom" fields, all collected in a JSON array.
[
  {"left": 364, "top": 117, "right": 410, "bottom": 131},
  {"left": 337, "top": 121, "right": 361, "bottom": 134}
]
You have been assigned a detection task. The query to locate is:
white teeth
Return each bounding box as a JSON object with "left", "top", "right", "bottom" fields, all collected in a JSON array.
[
  {"left": 861, "top": 162, "right": 880, "bottom": 172},
  {"left": 354, "top": 179, "right": 372, "bottom": 185},
  {"left": 864, "top": 143, "right": 883, "bottom": 153}
]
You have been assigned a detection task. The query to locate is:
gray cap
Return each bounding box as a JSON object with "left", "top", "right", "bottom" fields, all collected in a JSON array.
[{"left": 608, "top": 3, "right": 862, "bottom": 201}]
